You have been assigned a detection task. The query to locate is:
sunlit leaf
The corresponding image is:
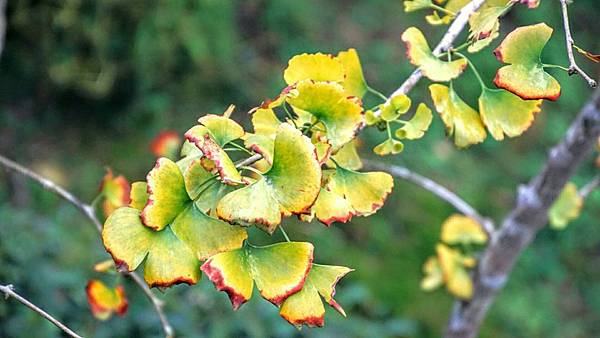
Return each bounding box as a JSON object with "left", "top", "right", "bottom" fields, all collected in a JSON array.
[
  {"left": 494, "top": 23, "right": 561, "bottom": 101},
  {"left": 86, "top": 280, "right": 128, "bottom": 320},
  {"left": 380, "top": 94, "right": 411, "bottom": 122},
  {"left": 99, "top": 169, "right": 130, "bottom": 219},
  {"left": 280, "top": 264, "right": 353, "bottom": 328},
  {"left": 150, "top": 130, "right": 181, "bottom": 160},
  {"left": 420, "top": 256, "right": 443, "bottom": 291},
  {"left": 436, "top": 244, "right": 473, "bottom": 299},
  {"left": 284, "top": 53, "right": 345, "bottom": 85},
  {"left": 429, "top": 84, "right": 486, "bottom": 147},
  {"left": 287, "top": 80, "right": 364, "bottom": 149},
  {"left": 201, "top": 242, "right": 314, "bottom": 309},
  {"left": 129, "top": 182, "right": 148, "bottom": 211},
  {"left": 328, "top": 167, "right": 394, "bottom": 216},
  {"left": 401, "top": 27, "right": 467, "bottom": 82},
  {"left": 329, "top": 139, "right": 363, "bottom": 170},
  {"left": 441, "top": 214, "right": 487, "bottom": 245},
  {"left": 217, "top": 124, "right": 321, "bottom": 233},
  {"left": 337, "top": 48, "right": 369, "bottom": 98},
  {"left": 373, "top": 138, "right": 404, "bottom": 156},
  {"left": 549, "top": 182, "right": 583, "bottom": 230},
  {"left": 309, "top": 188, "right": 356, "bottom": 226},
  {"left": 395, "top": 103, "right": 433, "bottom": 140},
  {"left": 479, "top": 88, "right": 542, "bottom": 140},
  {"left": 467, "top": 6, "right": 507, "bottom": 53}
]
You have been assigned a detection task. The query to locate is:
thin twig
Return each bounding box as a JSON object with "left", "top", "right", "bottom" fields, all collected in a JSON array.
[
  {"left": 0, "top": 284, "right": 84, "bottom": 338},
  {"left": 235, "top": 153, "right": 262, "bottom": 168},
  {"left": 0, "top": 154, "right": 174, "bottom": 338},
  {"left": 579, "top": 175, "right": 600, "bottom": 198},
  {"left": 559, "top": 0, "right": 597, "bottom": 88},
  {"left": 363, "top": 159, "right": 495, "bottom": 235}
]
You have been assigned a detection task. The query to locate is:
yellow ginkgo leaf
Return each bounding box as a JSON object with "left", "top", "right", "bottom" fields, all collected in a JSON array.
[
  {"left": 436, "top": 244, "right": 473, "bottom": 300},
  {"left": 548, "top": 182, "right": 583, "bottom": 230},
  {"left": 440, "top": 214, "right": 487, "bottom": 245}
]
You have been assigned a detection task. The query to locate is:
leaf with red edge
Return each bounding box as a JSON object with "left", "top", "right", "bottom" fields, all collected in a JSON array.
[
  {"left": 401, "top": 27, "right": 467, "bottom": 82},
  {"left": 99, "top": 169, "right": 130, "bottom": 219},
  {"left": 86, "top": 280, "right": 128, "bottom": 320},
  {"left": 216, "top": 124, "right": 321, "bottom": 233},
  {"left": 493, "top": 23, "right": 561, "bottom": 101},
  {"left": 478, "top": 88, "right": 542, "bottom": 140},
  {"left": 150, "top": 130, "right": 181, "bottom": 159},
  {"left": 279, "top": 264, "right": 353, "bottom": 328},
  {"left": 242, "top": 108, "right": 282, "bottom": 164},
  {"left": 201, "top": 242, "right": 314, "bottom": 309}
]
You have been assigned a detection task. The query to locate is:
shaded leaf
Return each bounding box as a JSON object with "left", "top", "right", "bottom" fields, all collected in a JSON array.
[
  {"left": 549, "top": 182, "right": 583, "bottom": 229},
  {"left": 404, "top": 0, "right": 433, "bottom": 12},
  {"left": 494, "top": 23, "right": 561, "bottom": 100},
  {"left": 242, "top": 108, "right": 281, "bottom": 164},
  {"left": 373, "top": 138, "right": 404, "bottom": 156},
  {"left": 420, "top": 256, "right": 443, "bottom": 291},
  {"left": 329, "top": 139, "right": 363, "bottom": 170}
]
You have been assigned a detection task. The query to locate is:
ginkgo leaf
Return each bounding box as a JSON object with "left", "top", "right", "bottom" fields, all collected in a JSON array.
[
  {"left": 99, "top": 169, "right": 130, "bottom": 218},
  {"left": 201, "top": 242, "right": 314, "bottom": 309},
  {"left": 310, "top": 188, "right": 356, "bottom": 226},
  {"left": 494, "top": 23, "right": 561, "bottom": 101},
  {"left": 436, "top": 244, "right": 473, "bottom": 299},
  {"left": 93, "top": 259, "right": 115, "bottom": 273},
  {"left": 287, "top": 80, "right": 364, "bottom": 149},
  {"left": 103, "top": 207, "right": 200, "bottom": 287},
  {"left": 479, "top": 88, "right": 542, "bottom": 140},
  {"left": 420, "top": 256, "right": 443, "bottom": 291},
  {"left": 519, "top": 0, "right": 540, "bottom": 8},
  {"left": 467, "top": 6, "right": 507, "bottom": 53},
  {"left": 141, "top": 158, "right": 191, "bottom": 231},
  {"left": 195, "top": 113, "right": 245, "bottom": 147},
  {"left": 279, "top": 264, "right": 353, "bottom": 328},
  {"left": 380, "top": 94, "right": 411, "bottom": 122},
  {"left": 183, "top": 159, "right": 234, "bottom": 214},
  {"left": 426, "top": 11, "right": 453, "bottom": 25},
  {"left": 440, "top": 214, "right": 487, "bottom": 245},
  {"left": 573, "top": 45, "right": 600, "bottom": 63},
  {"left": 549, "top": 182, "right": 583, "bottom": 230},
  {"left": 86, "top": 280, "right": 128, "bottom": 320},
  {"left": 284, "top": 53, "right": 345, "bottom": 85},
  {"left": 404, "top": 0, "right": 433, "bottom": 12},
  {"left": 373, "top": 138, "right": 404, "bottom": 156},
  {"left": 429, "top": 83, "right": 486, "bottom": 147},
  {"left": 401, "top": 27, "right": 467, "bottom": 82},
  {"left": 337, "top": 48, "right": 369, "bottom": 98},
  {"left": 150, "top": 130, "right": 181, "bottom": 159},
  {"left": 329, "top": 139, "right": 363, "bottom": 170},
  {"left": 185, "top": 125, "right": 244, "bottom": 185},
  {"left": 395, "top": 103, "right": 433, "bottom": 140},
  {"left": 365, "top": 110, "right": 380, "bottom": 126},
  {"left": 328, "top": 167, "right": 394, "bottom": 216},
  {"left": 216, "top": 124, "right": 321, "bottom": 233},
  {"left": 425, "top": 0, "right": 510, "bottom": 26}
]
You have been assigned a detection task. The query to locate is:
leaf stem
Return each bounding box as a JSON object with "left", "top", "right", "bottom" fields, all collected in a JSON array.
[
  {"left": 367, "top": 85, "right": 389, "bottom": 102},
  {"left": 240, "top": 165, "right": 264, "bottom": 177},
  {"left": 227, "top": 141, "right": 254, "bottom": 155},
  {"left": 454, "top": 51, "right": 487, "bottom": 90},
  {"left": 279, "top": 225, "right": 291, "bottom": 242},
  {"left": 542, "top": 63, "right": 570, "bottom": 72},
  {"left": 282, "top": 104, "right": 298, "bottom": 128},
  {"left": 430, "top": 4, "right": 456, "bottom": 17}
]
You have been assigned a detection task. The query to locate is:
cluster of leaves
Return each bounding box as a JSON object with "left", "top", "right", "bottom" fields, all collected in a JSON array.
[
  {"left": 98, "top": 50, "right": 398, "bottom": 328},
  {"left": 421, "top": 214, "right": 487, "bottom": 299}
]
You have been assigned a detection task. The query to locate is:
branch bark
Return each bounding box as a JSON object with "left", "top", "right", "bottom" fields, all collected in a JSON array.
[
  {"left": 1, "top": 284, "right": 84, "bottom": 338},
  {"left": 444, "top": 88, "right": 600, "bottom": 338},
  {"left": 0, "top": 154, "right": 174, "bottom": 338},
  {"left": 363, "top": 159, "right": 494, "bottom": 235}
]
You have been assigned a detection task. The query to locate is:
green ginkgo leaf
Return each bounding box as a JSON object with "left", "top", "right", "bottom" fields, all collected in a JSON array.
[
  {"left": 129, "top": 182, "right": 148, "bottom": 211},
  {"left": 494, "top": 23, "right": 561, "bottom": 101},
  {"left": 404, "top": 0, "right": 433, "bottom": 12},
  {"left": 479, "top": 88, "right": 542, "bottom": 140},
  {"left": 201, "top": 242, "right": 314, "bottom": 309},
  {"left": 467, "top": 6, "right": 507, "bottom": 53},
  {"left": 327, "top": 167, "right": 394, "bottom": 216},
  {"left": 429, "top": 84, "right": 486, "bottom": 147},
  {"left": 329, "top": 139, "right": 363, "bottom": 170},
  {"left": 401, "top": 27, "right": 467, "bottom": 82},
  {"left": 549, "top": 182, "right": 583, "bottom": 229},
  {"left": 395, "top": 103, "right": 433, "bottom": 140},
  {"left": 183, "top": 159, "right": 233, "bottom": 214},
  {"left": 337, "top": 48, "right": 369, "bottom": 98},
  {"left": 284, "top": 53, "right": 345, "bottom": 85},
  {"left": 216, "top": 124, "right": 321, "bottom": 233},
  {"left": 242, "top": 108, "right": 282, "bottom": 164},
  {"left": 287, "top": 80, "right": 364, "bottom": 149},
  {"left": 420, "top": 256, "right": 443, "bottom": 291},
  {"left": 380, "top": 94, "right": 412, "bottom": 122},
  {"left": 279, "top": 264, "right": 353, "bottom": 328},
  {"left": 373, "top": 138, "right": 404, "bottom": 156}
]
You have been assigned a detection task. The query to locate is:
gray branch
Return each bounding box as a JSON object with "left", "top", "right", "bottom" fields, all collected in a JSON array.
[
  {"left": 444, "top": 88, "right": 600, "bottom": 338},
  {"left": 1, "top": 284, "right": 84, "bottom": 338}
]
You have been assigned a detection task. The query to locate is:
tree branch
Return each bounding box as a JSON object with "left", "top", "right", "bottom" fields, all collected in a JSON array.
[
  {"left": 579, "top": 175, "right": 600, "bottom": 199},
  {"left": 444, "top": 88, "right": 600, "bottom": 338},
  {"left": 363, "top": 159, "right": 494, "bottom": 235},
  {"left": 0, "top": 283, "right": 84, "bottom": 338},
  {"left": 559, "top": 0, "right": 597, "bottom": 88},
  {"left": 0, "top": 154, "right": 174, "bottom": 338}
]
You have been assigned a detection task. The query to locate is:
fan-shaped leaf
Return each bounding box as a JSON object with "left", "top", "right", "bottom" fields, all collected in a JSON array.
[
  {"left": 373, "top": 138, "right": 404, "bottom": 156},
  {"left": 494, "top": 23, "right": 561, "bottom": 100},
  {"left": 99, "top": 169, "right": 130, "bottom": 218},
  {"left": 329, "top": 139, "right": 363, "bottom": 170},
  {"left": 150, "top": 130, "right": 181, "bottom": 159},
  {"left": 86, "top": 280, "right": 128, "bottom": 320},
  {"left": 201, "top": 242, "right": 314, "bottom": 309},
  {"left": 467, "top": 6, "right": 507, "bottom": 53},
  {"left": 429, "top": 84, "right": 486, "bottom": 147},
  {"left": 328, "top": 167, "right": 393, "bottom": 216},
  {"left": 401, "top": 27, "right": 467, "bottom": 82},
  {"left": 437, "top": 244, "right": 473, "bottom": 299},
  {"left": 337, "top": 48, "right": 368, "bottom": 98},
  {"left": 395, "top": 103, "right": 433, "bottom": 140},
  {"left": 284, "top": 53, "right": 345, "bottom": 85},
  {"left": 420, "top": 256, "right": 443, "bottom": 291},
  {"left": 549, "top": 182, "right": 583, "bottom": 229},
  {"left": 479, "top": 88, "right": 542, "bottom": 140},
  {"left": 243, "top": 108, "right": 281, "bottom": 164},
  {"left": 280, "top": 264, "right": 353, "bottom": 328},
  {"left": 441, "top": 214, "right": 487, "bottom": 245}
]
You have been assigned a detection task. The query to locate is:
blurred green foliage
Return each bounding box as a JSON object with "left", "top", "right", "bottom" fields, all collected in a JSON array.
[{"left": 1, "top": 0, "right": 599, "bottom": 337}]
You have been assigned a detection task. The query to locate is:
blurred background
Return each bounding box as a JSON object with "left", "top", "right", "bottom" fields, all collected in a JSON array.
[{"left": 1, "top": 0, "right": 599, "bottom": 337}]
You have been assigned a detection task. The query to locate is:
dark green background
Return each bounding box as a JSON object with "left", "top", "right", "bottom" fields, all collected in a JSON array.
[{"left": 1, "top": 0, "right": 599, "bottom": 337}]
